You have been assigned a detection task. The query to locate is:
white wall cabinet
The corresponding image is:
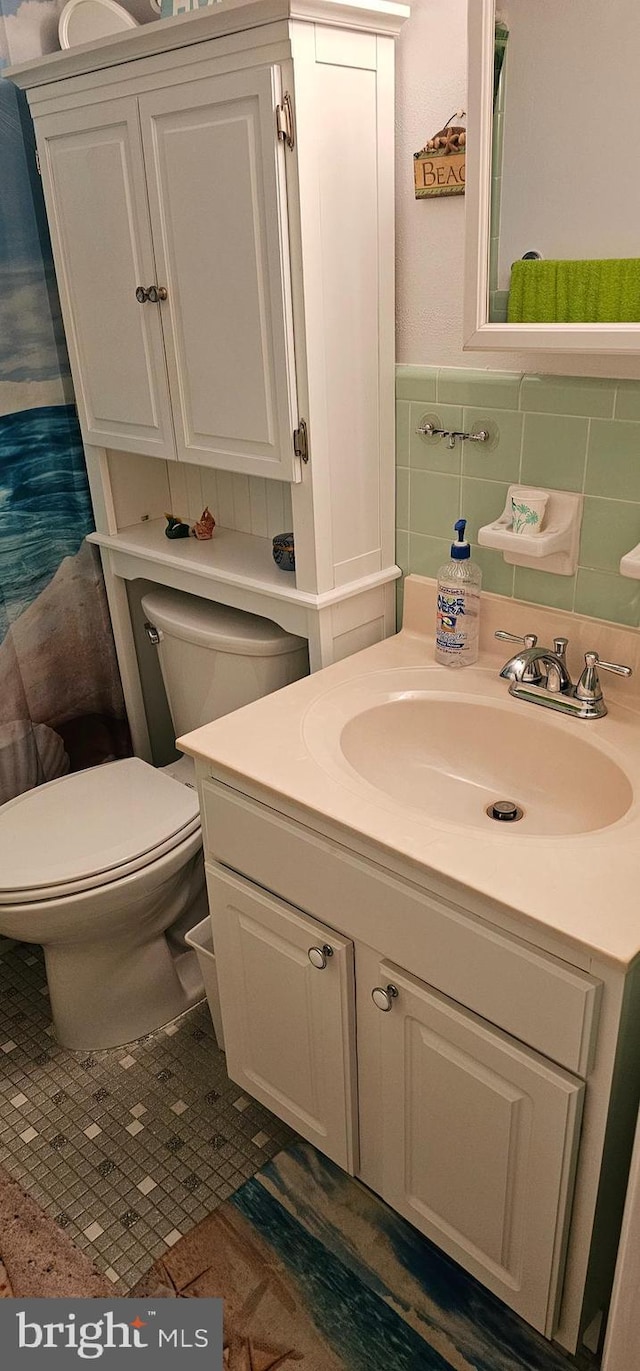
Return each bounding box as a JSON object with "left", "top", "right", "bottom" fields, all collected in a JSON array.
[
  {"left": 9, "top": 0, "right": 407, "bottom": 747},
  {"left": 196, "top": 777, "right": 640, "bottom": 1357},
  {"left": 40, "top": 99, "right": 176, "bottom": 460},
  {"left": 37, "top": 66, "right": 298, "bottom": 480},
  {"left": 139, "top": 68, "right": 297, "bottom": 480}
]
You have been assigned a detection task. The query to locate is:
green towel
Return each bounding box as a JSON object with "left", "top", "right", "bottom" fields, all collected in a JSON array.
[{"left": 507, "top": 259, "right": 640, "bottom": 323}]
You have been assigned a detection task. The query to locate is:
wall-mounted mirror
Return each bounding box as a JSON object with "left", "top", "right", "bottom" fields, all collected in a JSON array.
[{"left": 464, "top": 0, "right": 640, "bottom": 353}]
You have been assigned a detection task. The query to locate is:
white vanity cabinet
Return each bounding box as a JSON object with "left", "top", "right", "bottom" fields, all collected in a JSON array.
[
  {"left": 206, "top": 864, "right": 358, "bottom": 1172},
  {"left": 194, "top": 773, "right": 639, "bottom": 1355},
  {"left": 358, "top": 951, "right": 583, "bottom": 1332},
  {"left": 208, "top": 852, "right": 583, "bottom": 1334},
  {"left": 37, "top": 66, "right": 298, "bottom": 480}
]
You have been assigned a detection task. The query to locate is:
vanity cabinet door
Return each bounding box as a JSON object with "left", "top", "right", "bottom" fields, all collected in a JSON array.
[
  {"left": 206, "top": 864, "right": 358, "bottom": 1172},
  {"left": 368, "top": 960, "right": 583, "bottom": 1336},
  {"left": 36, "top": 100, "right": 175, "bottom": 459},
  {"left": 139, "top": 66, "right": 299, "bottom": 480}
]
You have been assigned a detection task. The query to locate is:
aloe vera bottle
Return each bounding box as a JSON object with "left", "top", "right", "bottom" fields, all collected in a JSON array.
[{"left": 435, "top": 519, "right": 482, "bottom": 667}]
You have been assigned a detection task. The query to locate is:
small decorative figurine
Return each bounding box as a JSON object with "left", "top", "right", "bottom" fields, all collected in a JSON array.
[
  {"left": 164, "top": 513, "right": 190, "bottom": 539},
  {"left": 192, "top": 506, "right": 216, "bottom": 540},
  {"left": 272, "top": 531, "right": 295, "bottom": 572}
]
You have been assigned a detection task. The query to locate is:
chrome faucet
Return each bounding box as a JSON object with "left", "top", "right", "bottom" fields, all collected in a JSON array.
[
  {"left": 496, "top": 631, "right": 572, "bottom": 692},
  {"left": 495, "top": 630, "right": 632, "bottom": 719}
]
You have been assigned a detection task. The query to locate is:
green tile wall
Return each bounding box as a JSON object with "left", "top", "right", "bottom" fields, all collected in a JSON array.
[{"left": 396, "top": 366, "right": 640, "bottom": 628}]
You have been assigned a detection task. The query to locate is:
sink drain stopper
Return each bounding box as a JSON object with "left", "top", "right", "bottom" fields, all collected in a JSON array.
[{"left": 486, "top": 800, "right": 524, "bottom": 823}]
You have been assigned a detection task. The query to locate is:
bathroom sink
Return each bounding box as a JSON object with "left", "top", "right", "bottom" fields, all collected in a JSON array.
[{"left": 303, "top": 671, "right": 633, "bottom": 836}]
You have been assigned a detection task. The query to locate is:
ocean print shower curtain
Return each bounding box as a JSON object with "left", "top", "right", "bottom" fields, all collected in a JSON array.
[{"left": 0, "top": 1, "right": 130, "bottom": 806}]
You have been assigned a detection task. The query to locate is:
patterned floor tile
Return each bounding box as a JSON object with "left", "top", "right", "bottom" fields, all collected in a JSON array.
[{"left": 0, "top": 941, "right": 293, "bottom": 1288}]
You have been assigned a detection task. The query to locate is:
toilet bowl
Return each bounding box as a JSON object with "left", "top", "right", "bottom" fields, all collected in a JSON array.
[{"left": 0, "top": 591, "right": 308, "bottom": 1050}]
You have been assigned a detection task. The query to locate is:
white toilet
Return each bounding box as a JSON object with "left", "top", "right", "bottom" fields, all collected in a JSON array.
[{"left": 0, "top": 588, "right": 308, "bottom": 1051}]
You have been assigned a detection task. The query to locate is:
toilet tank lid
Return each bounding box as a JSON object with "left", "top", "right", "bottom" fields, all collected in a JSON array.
[
  {"left": 0, "top": 758, "right": 200, "bottom": 895},
  {"left": 141, "top": 587, "right": 307, "bottom": 657}
]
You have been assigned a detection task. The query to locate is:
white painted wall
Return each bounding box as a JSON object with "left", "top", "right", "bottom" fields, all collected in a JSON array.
[{"left": 394, "top": 0, "right": 640, "bottom": 379}]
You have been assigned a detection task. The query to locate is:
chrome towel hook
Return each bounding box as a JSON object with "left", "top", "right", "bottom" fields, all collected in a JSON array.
[{"left": 416, "top": 422, "right": 490, "bottom": 449}]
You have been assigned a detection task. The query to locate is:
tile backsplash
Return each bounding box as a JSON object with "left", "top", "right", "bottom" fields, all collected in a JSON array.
[{"left": 396, "top": 366, "right": 640, "bottom": 628}]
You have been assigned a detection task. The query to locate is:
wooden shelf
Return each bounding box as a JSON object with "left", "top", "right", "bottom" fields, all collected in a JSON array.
[
  {"left": 88, "top": 519, "right": 306, "bottom": 594},
  {"left": 88, "top": 519, "right": 399, "bottom": 638},
  {"left": 91, "top": 515, "right": 400, "bottom": 669}
]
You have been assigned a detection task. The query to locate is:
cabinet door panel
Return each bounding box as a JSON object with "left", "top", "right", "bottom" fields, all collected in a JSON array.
[
  {"left": 140, "top": 68, "right": 298, "bottom": 479},
  {"left": 37, "top": 101, "right": 175, "bottom": 457},
  {"left": 371, "top": 960, "right": 583, "bottom": 1335},
  {"left": 206, "top": 864, "right": 357, "bottom": 1171}
]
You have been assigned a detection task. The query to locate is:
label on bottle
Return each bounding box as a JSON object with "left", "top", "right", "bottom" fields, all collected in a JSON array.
[{"left": 436, "top": 586, "right": 479, "bottom": 655}]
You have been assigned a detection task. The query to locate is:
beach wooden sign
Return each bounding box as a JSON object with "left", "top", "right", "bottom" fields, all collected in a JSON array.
[
  {"left": 414, "top": 148, "right": 466, "bottom": 198},
  {"left": 414, "top": 116, "right": 466, "bottom": 199}
]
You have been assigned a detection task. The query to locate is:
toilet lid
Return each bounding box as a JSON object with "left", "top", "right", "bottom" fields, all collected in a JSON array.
[{"left": 0, "top": 758, "right": 200, "bottom": 901}]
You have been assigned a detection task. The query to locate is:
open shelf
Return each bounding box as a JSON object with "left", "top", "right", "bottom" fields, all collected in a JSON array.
[
  {"left": 88, "top": 518, "right": 305, "bottom": 593},
  {"left": 88, "top": 517, "right": 400, "bottom": 644},
  {"left": 88, "top": 518, "right": 322, "bottom": 638}
]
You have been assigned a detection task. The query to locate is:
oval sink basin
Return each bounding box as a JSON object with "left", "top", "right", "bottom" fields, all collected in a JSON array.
[{"left": 305, "top": 683, "right": 633, "bottom": 836}]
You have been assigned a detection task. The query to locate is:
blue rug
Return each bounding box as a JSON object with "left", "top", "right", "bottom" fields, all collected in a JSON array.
[{"left": 136, "top": 1141, "right": 576, "bottom": 1370}]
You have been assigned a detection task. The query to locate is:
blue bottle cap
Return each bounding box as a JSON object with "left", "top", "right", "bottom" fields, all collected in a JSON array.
[{"left": 451, "top": 517, "right": 470, "bottom": 559}]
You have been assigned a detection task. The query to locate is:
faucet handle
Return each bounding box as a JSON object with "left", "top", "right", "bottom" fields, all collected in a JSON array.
[
  {"left": 495, "top": 630, "right": 538, "bottom": 649},
  {"left": 585, "top": 651, "right": 632, "bottom": 678},
  {"left": 576, "top": 651, "right": 633, "bottom": 707}
]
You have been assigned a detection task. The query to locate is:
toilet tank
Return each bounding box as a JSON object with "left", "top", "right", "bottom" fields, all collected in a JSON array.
[{"left": 140, "top": 588, "right": 309, "bottom": 738}]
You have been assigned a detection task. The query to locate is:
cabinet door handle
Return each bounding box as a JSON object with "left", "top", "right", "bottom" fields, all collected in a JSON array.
[
  {"left": 371, "top": 984, "right": 399, "bottom": 1012},
  {"left": 308, "top": 944, "right": 334, "bottom": 970},
  {"left": 135, "top": 285, "right": 168, "bottom": 304}
]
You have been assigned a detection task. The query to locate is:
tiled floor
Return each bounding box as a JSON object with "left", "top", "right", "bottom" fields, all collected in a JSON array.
[{"left": 0, "top": 941, "right": 293, "bottom": 1291}]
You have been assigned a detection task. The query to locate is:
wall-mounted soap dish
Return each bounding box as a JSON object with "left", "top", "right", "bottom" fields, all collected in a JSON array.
[
  {"left": 477, "top": 486, "right": 583, "bottom": 575},
  {"left": 620, "top": 544, "right": 640, "bottom": 579}
]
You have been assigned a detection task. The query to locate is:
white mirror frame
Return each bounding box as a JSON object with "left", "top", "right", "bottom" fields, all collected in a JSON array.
[{"left": 464, "top": 0, "right": 640, "bottom": 354}]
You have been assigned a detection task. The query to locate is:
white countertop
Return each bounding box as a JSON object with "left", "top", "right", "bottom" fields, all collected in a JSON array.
[{"left": 179, "top": 576, "right": 640, "bottom": 969}]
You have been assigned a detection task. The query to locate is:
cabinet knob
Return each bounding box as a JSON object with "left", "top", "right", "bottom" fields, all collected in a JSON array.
[
  {"left": 308, "top": 944, "right": 334, "bottom": 970},
  {"left": 135, "top": 285, "right": 168, "bottom": 303},
  {"left": 371, "top": 984, "right": 399, "bottom": 1012}
]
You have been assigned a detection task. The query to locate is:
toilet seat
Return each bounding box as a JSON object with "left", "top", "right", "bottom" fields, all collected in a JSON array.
[{"left": 0, "top": 757, "right": 200, "bottom": 904}]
